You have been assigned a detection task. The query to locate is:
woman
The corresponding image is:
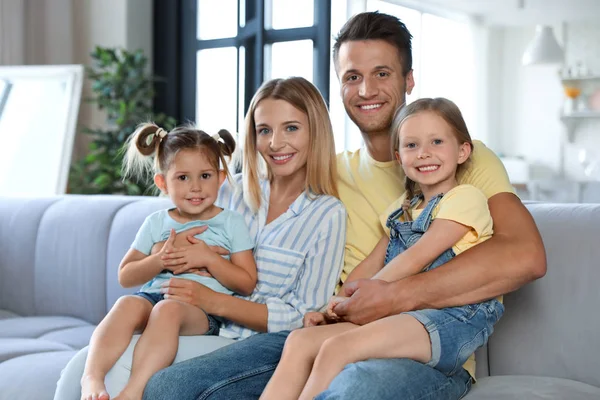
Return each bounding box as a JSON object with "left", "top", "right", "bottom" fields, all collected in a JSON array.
[{"left": 53, "top": 76, "right": 346, "bottom": 400}]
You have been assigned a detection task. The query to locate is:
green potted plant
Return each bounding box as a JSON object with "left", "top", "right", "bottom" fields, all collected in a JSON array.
[{"left": 69, "top": 47, "right": 177, "bottom": 195}]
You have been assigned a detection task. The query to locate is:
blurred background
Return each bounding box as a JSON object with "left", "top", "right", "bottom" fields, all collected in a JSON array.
[{"left": 1, "top": 0, "right": 599, "bottom": 201}]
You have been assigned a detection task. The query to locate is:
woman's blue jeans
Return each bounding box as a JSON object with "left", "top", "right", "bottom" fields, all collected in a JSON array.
[{"left": 143, "top": 331, "right": 471, "bottom": 400}]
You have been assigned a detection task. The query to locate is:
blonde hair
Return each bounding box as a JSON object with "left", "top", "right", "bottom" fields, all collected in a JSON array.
[
  {"left": 391, "top": 98, "right": 473, "bottom": 200},
  {"left": 123, "top": 123, "right": 236, "bottom": 185},
  {"left": 242, "top": 77, "right": 338, "bottom": 212}
]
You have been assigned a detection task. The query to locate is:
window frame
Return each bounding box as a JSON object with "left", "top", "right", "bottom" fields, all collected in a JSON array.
[{"left": 153, "top": 0, "right": 332, "bottom": 131}]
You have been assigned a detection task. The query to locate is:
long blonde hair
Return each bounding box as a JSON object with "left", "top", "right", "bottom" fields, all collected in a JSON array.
[
  {"left": 123, "top": 123, "right": 236, "bottom": 185},
  {"left": 391, "top": 98, "right": 473, "bottom": 200},
  {"left": 242, "top": 77, "right": 338, "bottom": 212}
]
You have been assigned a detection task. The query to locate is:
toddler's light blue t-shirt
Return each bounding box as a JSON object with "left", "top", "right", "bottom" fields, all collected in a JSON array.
[{"left": 131, "top": 208, "right": 254, "bottom": 295}]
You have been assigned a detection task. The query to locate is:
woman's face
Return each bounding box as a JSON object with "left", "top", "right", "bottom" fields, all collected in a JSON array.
[{"left": 254, "top": 98, "right": 310, "bottom": 180}]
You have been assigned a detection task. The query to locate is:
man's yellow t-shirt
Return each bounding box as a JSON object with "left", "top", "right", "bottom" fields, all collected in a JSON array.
[{"left": 336, "top": 140, "right": 515, "bottom": 380}]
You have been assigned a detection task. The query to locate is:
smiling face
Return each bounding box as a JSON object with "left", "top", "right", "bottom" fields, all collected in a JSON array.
[
  {"left": 254, "top": 98, "right": 310, "bottom": 181},
  {"left": 337, "top": 39, "right": 414, "bottom": 137},
  {"left": 155, "top": 147, "right": 225, "bottom": 222},
  {"left": 397, "top": 111, "right": 470, "bottom": 197}
]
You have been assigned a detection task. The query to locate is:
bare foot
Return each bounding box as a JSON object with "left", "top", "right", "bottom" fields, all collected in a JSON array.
[{"left": 80, "top": 375, "right": 110, "bottom": 400}]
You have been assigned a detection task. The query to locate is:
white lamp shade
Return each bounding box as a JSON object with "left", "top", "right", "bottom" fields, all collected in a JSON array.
[{"left": 522, "top": 25, "right": 563, "bottom": 65}]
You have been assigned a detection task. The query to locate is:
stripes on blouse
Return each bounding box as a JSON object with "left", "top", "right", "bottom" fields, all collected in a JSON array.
[{"left": 215, "top": 175, "right": 346, "bottom": 340}]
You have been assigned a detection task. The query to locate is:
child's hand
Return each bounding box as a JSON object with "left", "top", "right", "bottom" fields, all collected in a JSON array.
[
  {"left": 303, "top": 312, "right": 327, "bottom": 327},
  {"left": 161, "top": 236, "right": 216, "bottom": 275},
  {"left": 326, "top": 296, "right": 349, "bottom": 319}
]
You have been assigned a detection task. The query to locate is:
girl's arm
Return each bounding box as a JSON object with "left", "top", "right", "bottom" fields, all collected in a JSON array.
[
  {"left": 338, "top": 235, "right": 389, "bottom": 293},
  {"left": 118, "top": 249, "right": 164, "bottom": 287},
  {"left": 373, "top": 218, "right": 470, "bottom": 282},
  {"left": 119, "top": 228, "right": 178, "bottom": 287}
]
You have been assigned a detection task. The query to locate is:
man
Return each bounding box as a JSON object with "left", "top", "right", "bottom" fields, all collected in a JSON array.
[{"left": 143, "top": 11, "right": 546, "bottom": 400}]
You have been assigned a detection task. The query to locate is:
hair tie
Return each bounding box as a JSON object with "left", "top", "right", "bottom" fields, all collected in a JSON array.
[
  {"left": 211, "top": 132, "right": 225, "bottom": 144},
  {"left": 156, "top": 128, "right": 168, "bottom": 140}
]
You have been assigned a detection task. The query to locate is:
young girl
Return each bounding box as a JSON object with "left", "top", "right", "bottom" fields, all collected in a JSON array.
[
  {"left": 260, "top": 98, "right": 505, "bottom": 399},
  {"left": 81, "top": 124, "right": 257, "bottom": 400}
]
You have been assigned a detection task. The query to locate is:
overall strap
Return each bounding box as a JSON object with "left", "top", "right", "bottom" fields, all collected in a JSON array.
[{"left": 411, "top": 193, "right": 445, "bottom": 233}]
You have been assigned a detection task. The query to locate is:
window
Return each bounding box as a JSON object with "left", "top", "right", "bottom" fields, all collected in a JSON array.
[
  {"left": 364, "top": 1, "right": 479, "bottom": 142},
  {"left": 154, "top": 0, "right": 331, "bottom": 137}
]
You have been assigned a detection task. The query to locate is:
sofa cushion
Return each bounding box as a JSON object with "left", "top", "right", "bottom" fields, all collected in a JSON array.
[
  {"left": 486, "top": 203, "right": 600, "bottom": 388},
  {"left": 0, "top": 339, "right": 73, "bottom": 362},
  {"left": 466, "top": 376, "right": 600, "bottom": 399},
  {"left": 0, "top": 350, "right": 77, "bottom": 400},
  {"left": 0, "top": 316, "right": 89, "bottom": 338}
]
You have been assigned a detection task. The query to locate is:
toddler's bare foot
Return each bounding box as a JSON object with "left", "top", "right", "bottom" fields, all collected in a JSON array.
[{"left": 81, "top": 375, "right": 109, "bottom": 400}]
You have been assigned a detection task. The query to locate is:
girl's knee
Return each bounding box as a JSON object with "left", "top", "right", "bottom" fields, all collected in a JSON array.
[
  {"left": 319, "top": 336, "right": 345, "bottom": 357},
  {"left": 285, "top": 328, "right": 313, "bottom": 348},
  {"left": 150, "top": 299, "right": 185, "bottom": 321}
]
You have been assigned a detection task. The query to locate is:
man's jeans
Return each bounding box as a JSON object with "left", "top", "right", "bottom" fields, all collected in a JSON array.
[{"left": 143, "top": 331, "right": 472, "bottom": 400}]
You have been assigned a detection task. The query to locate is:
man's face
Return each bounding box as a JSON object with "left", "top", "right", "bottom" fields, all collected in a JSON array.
[{"left": 336, "top": 40, "right": 414, "bottom": 136}]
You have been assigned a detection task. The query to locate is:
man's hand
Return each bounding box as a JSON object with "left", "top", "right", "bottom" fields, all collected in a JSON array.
[{"left": 333, "top": 279, "right": 399, "bottom": 325}]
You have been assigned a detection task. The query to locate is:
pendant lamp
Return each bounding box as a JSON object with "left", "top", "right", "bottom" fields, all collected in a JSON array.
[{"left": 522, "top": 25, "right": 564, "bottom": 65}]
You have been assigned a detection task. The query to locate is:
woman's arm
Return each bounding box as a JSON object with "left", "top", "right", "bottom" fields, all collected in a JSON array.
[
  {"left": 162, "top": 279, "right": 269, "bottom": 332},
  {"left": 373, "top": 218, "right": 470, "bottom": 282},
  {"left": 265, "top": 205, "right": 347, "bottom": 332}
]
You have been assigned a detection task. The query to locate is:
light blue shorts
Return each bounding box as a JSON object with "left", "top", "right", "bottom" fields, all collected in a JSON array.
[{"left": 406, "top": 299, "right": 505, "bottom": 376}]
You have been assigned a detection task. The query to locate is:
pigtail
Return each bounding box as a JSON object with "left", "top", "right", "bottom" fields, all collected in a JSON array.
[
  {"left": 123, "top": 122, "right": 162, "bottom": 182},
  {"left": 216, "top": 129, "right": 236, "bottom": 157}
]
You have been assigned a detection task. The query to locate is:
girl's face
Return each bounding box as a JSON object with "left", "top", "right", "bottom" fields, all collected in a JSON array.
[
  {"left": 155, "top": 148, "right": 225, "bottom": 222},
  {"left": 254, "top": 98, "right": 310, "bottom": 180},
  {"left": 397, "top": 111, "right": 470, "bottom": 194}
]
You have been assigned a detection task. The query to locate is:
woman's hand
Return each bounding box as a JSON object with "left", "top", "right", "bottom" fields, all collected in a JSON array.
[{"left": 161, "top": 278, "right": 222, "bottom": 313}]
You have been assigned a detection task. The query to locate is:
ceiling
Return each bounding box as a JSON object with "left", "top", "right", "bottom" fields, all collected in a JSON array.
[{"left": 396, "top": 0, "right": 600, "bottom": 26}]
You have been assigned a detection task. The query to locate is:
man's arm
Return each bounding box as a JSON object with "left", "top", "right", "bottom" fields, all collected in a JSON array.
[{"left": 334, "top": 193, "right": 546, "bottom": 325}]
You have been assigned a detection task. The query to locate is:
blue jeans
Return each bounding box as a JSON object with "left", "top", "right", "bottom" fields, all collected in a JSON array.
[{"left": 142, "top": 331, "right": 472, "bottom": 400}]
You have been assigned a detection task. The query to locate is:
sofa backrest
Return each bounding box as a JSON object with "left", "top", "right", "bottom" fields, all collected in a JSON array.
[
  {"left": 485, "top": 202, "right": 600, "bottom": 387},
  {"left": 0, "top": 195, "right": 171, "bottom": 324}
]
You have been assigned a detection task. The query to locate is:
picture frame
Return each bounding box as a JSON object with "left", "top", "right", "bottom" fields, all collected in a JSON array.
[{"left": 0, "top": 65, "right": 84, "bottom": 196}]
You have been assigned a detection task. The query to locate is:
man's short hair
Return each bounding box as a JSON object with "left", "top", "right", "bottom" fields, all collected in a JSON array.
[{"left": 333, "top": 11, "right": 413, "bottom": 77}]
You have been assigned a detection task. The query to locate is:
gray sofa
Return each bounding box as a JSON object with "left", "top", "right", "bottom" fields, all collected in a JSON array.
[{"left": 0, "top": 195, "right": 598, "bottom": 400}]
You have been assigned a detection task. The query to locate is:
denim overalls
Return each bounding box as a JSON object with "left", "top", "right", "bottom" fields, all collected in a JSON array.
[{"left": 384, "top": 193, "right": 505, "bottom": 377}]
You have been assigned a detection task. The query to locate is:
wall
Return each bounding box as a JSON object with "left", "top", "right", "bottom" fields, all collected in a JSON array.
[
  {"left": 17, "top": 0, "right": 153, "bottom": 159},
  {"left": 491, "top": 22, "right": 600, "bottom": 181}
]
